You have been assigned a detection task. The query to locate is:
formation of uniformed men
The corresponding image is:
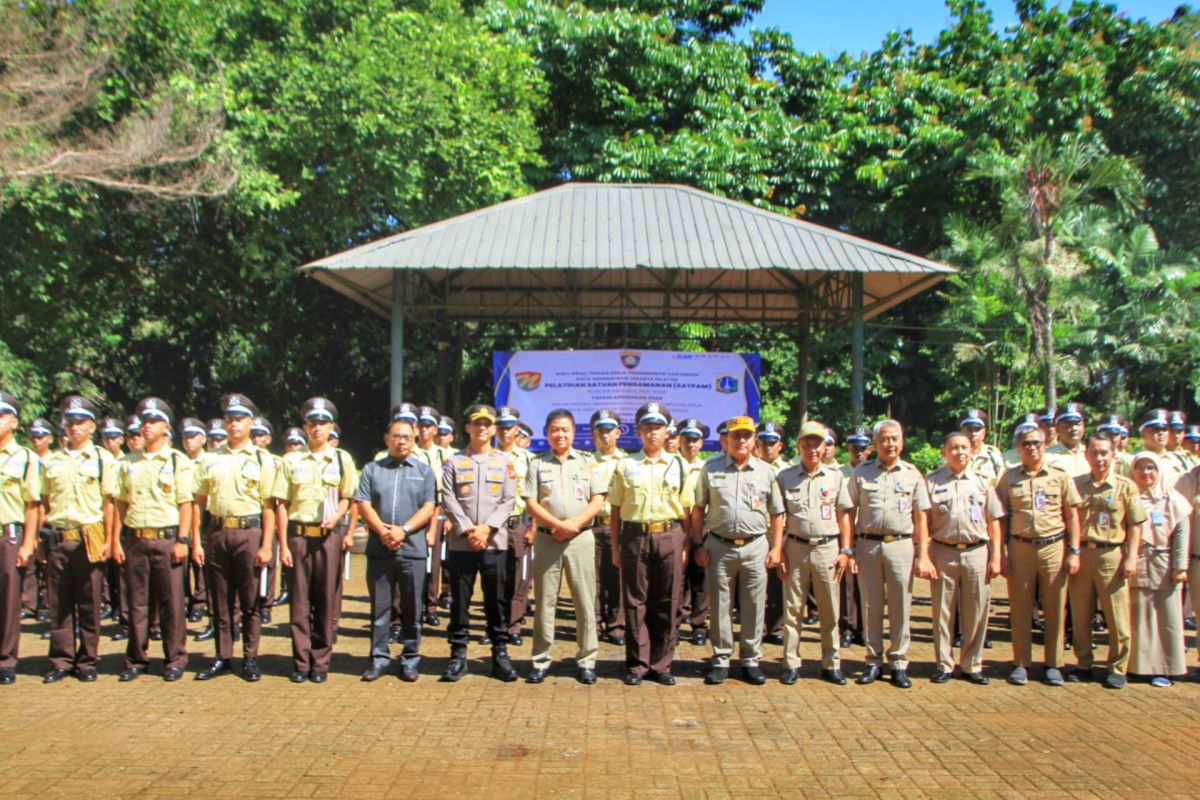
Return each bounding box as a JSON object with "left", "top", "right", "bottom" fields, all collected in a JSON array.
[{"left": 3, "top": 387, "right": 1200, "bottom": 692}]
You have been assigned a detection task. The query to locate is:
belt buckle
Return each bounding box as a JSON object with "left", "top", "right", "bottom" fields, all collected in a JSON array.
[
  {"left": 734, "top": 538, "right": 745, "bottom": 546},
  {"left": 223, "top": 517, "right": 239, "bottom": 529},
  {"left": 1086, "top": 542, "right": 1097, "bottom": 549},
  {"left": 956, "top": 543, "right": 967, "bottom": 550},
  {"left": 882, "top": 535, "right": 895, "bottom": 544},
  {"left": 648, "top": 521, "right": 666, "bottom": 534}
]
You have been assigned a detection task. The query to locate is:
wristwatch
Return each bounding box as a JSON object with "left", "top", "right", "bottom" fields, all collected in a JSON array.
[
  {"left": 178, "top": 536, "right": 192, "bottom": 545},
  {"left": 400, "top": 523, "right": 411, "bottom": 536},
  {"left": 1068, "top": 545, "right": 1081, "bottom": 555},
  {"left": 840, "top": 547, "right": 854, "bottom": 557}
]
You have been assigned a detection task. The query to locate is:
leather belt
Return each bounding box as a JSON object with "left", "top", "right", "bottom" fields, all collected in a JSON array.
[
  {"left": 1, "top": 523, "right": 24, "bottom": 539},
  {"left": 857, "top": 533, "right": 912, "bottom": 543},
  {"left": 288, "top": 522, "right": 328, "bottom": 538},
  {"left": 1011, "top": 532, "right": 1065, "bottom": 546},
  {"left": 506, "top": 515, "right": 525, "bottom": 528},
  {"left": 1084, "top": 540, "right": 1121, "bottom": 550},
  {"left": 51, "top": 523, "right": 101, "bottom": 543},
  {"left": 709, "top": 532, "right": 764, "bottom": 547},
  {"left": 932, "top": 539, "right": 987, "bottom": 551},
  {"left": 787, "top": 533, "right": 836, "bottom": 546},
  {"left": 128, "top": 526, "right": 179, "bottom": 540},
  {"left": 216, "top": 515, "right": 261, "bottom": 530},
  {"left": 623, "top": 520, "right": 679, "bottom": 535}
]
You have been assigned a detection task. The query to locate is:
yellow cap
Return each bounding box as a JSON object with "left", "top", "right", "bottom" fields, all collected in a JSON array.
[{"left": 726, "top": 416, "right": 756, "bottom": 434}]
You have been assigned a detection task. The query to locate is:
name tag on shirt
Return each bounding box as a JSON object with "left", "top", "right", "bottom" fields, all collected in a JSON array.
[
  {"left": 574, "top": 484, "right": 586, "bottom": 501},
  {"left": 1098, "top": 512, "right": 1112, "bottom": 527},
  {"left": 752, "top": 494, "right": 763, "bottom": 511},
  {"left": 1035, "top": 489, "right": 1047, "bottom": 511},
  {"left": 1151, "top": 510, "right": 1165, "bottom": 525},
  {"left": 969, "top": 505, "right": 982, "bottom": 523},
  {"left": 820, "top": 504, "right": 832, "bottom": 520},
  {"left": 898, "top": 497, "right": 909, "bottom": 513}
]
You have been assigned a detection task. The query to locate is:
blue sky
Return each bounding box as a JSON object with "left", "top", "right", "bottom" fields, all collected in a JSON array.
[{"left": 737, "top": 1, "right": 1187, "bottom": 56}]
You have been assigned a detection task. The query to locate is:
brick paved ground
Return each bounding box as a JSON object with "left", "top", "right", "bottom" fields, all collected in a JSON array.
[{"left": 4, "top": 559, "right": 1200, "bottom": 799}]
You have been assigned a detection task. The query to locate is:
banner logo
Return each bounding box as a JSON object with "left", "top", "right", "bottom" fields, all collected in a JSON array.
[
  {"left": 514, "top": 372, "right": 542, "bottom": 391},
  {"left": 619, "top": 351, "right": 641, "bottom": 370},
  {"left": 715, "top": 375, "right": 739, "bottom": 394}
]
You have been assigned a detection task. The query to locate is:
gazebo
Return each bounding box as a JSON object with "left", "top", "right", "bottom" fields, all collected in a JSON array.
[{"left": 300, "top": 182, "right": 954, "bottom": 423}]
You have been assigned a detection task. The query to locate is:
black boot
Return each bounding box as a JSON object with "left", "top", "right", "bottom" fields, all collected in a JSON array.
[{"left": 491, "top": 644, "right": 518, "bottom": 682}]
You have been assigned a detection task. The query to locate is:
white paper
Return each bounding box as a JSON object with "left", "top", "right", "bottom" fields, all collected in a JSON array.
[
  {"left": 343, "top": 551, "right": 351, "bottom": 581},
  {"left": 322, "top": 487, "right": 338, "bottom": 526}
]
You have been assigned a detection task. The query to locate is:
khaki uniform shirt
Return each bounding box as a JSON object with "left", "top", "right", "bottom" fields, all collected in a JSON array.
[
  {"left": 591, "top": 449, "right": 624, "bottom": 522},
  {"left": 42, "top": 444, "right": 118, "bottom": 527},
  {"left": 1114, "top": 451, "right": 1133, "bottom": 479},
  {"left": 499, "top": 447, "right": 530, "bottom": 517},
  {"left": 523, "top": 448, "right": 604, "bottom": 521},
  {"left": 848, "top": 459, "right": 931, "bottom": 536},
  {"left": 996, "top": 462, "right": 1082, "bottom": 539},
  {"left": 1171, "top": 467, "right": 1200, "bottom": 561},
  {"left": 117, "top": 447, "right": 194, "bottom": 528},
  {"left": 607, "top": 451, "right": 690, "bottom": 524},
  {"left": 1047, "top": 442, "right": 1089, "bottom": 478},
  {"left": 441, "top": 448, "right": 517, "bottom": 551},
  {"left": 280, "top": 447, "right": 357, "bottom": 523},
  {"left": 1002, "top": 447, "right": 1021, "bottom": 470},
  {"left": 1074, "top": 470, "right": 1146, "bottom": 545},
  {"left": 192, "top": 443, "right": 281, "bottom": 518},
  {"left": 776, "top": 462, "right": 853, "bottom": 538},
  {"left": 0, "top": 440, "right": 40, "bottom": 525},
  {"left": 970, "top": 443, "right": 1006, "bottom": 483},
  {"left": 413, "top": 443, "right": 454, "bottom": 504},
  {"left": 925, "top": 465, "right": 1004, "bottom": 545},
  {"left": 694, "top": 454, "right": 783, "bottom": 538}
]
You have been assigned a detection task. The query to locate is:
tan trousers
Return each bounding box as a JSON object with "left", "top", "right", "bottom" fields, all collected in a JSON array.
[
  {"left": 782, "top": 538, "right": 840, "bottom": 669},
  {"left": 704, "top": 534, "right": 768, "bottom": 667},
  {"left": 854, "top": 537, "right": 914, "bottom": 670},
  {"left": 531, "top": 529, "right": 598, "bottom": 669},
  {"left": 1007, "top": 538, "right": 1066, "bottom": 668},
  {"left": 1069, "top": 546, "right": 1131, "bottom": 674},
  {"left": 929, "top": 542, "right": 989, "bottom": 673}
]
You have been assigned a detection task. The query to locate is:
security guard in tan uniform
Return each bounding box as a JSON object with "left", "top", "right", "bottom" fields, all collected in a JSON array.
[
  {"left": 771, "top": 420, "right": 855, "bottom": 686},
  {"left": 435, "top": 416, "right": 456, "bottom": 449},
  {"left": 1068, "top": 431, "right": 1146, "bottom": 688},
  {"left": 1047, "top": 402, "right": 1089, "bottom": 478},
  {"left": 22, "top": 417, "right": 54, "bottom": 627},
  {"left": 692, "top": 416, "right": 783, "bottom": 686},
  {"left": 523, "top": 408, "right": 605, "bottom": 684},
  {"left": 179, "top": 418, "right": 209, "bottom": 624},
  {"left": 1183, "top": 425, "right": 1200, "bottom": 460},
  {"left": 1167, "top": 411, "right": 1195, "bottom": 472},
  {"left": 838, "top": 426, "right": 872, "bottom": 648},
  {"left": 206, "top": 418, "right": 227, "bottom": 450},
  {"left": 41, "top": 395, "right": 118, "bottom": 683},
  {"left": 676, "top": 418, "right": 709, "bottom": 646},
  {"left": 251, "top": 416, "right": 285, "bottom": 617},
  {"left": 277, "top": 397, "right": 357, "bottom": 683},
  {"left": 1139, "top": 409, "right": 1185, "bottom": 489},
  {"left": 191, "top": 393, "right": 280, "bottom": 682},
  {"left": 1097, "top": 415, "right": 1133, "bottom": 477},
  {"left": 114, "top": 398, "right": 194, "bottom": 682},
  {"left": 847, "top": 420, "right": 932, "bottom": 688},
  {"left": 413, "top": 404, "right": 453, "bottom": 627},
  {"left": 755, "top": 420, "right": 788, "bottom": 646},
  {"left": 440, "top": 404, "right": 518, "bottom": 682},
  {"left": 996, "top": 414, "right": 1083, "bottom": 687},
  {"left": 608, "top": 402, "right": 691, "bottom": 686},
  {"left": 589, "top": 409, "right": 625, "bottom": 645},
  {"left": 925, "top": 432, "right": 1004, "bottom": 685},
  {"left": 959, "top": 409, "right": 1005, "bottom": 482},
  {"left": 495, "top": 405, "right": 532, "bottom": 645},
  {"left": 0, "top": 392, "right": 42, "bottom": 684}
]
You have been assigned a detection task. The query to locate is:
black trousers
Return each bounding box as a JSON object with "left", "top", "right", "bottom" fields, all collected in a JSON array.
[{"left": 446, "top": 548, "right": 507, "bottom": 653}]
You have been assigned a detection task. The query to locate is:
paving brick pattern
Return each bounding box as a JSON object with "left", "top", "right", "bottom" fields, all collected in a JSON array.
[{"left": 4, "top": 558, "right": 1199, "bottom": 799}]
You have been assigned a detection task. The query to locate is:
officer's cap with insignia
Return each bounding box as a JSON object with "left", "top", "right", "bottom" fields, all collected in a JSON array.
[
  {"left": 300, "top": 396, "right": 337, "bottom": 423},
  {"left": 666, "top": 419, "right": 678, "bottom": 436},
  {"left": 437, "top": 415, "right": 456, "bottom": 434},
  {"left": 1096, "top": 414, "right": 1128, "bottom": 437},
  {"left": 136, "top": 397, "right": 174, "bottom": 426},
  {"left": 1038, "top": 407, "right": 1057, "bottom": 424},
  {"left": 465, "top": 403, "right": 497, "bottom": 424},
  {"left": 755, "top": 421, "right": 783, "bottom": 442},
  {"left": 1055, "top": 402, "right": 1084, "bottom": 424},
  {"left": 1169, "top": 410, "right": 1187, "bottom": 429},
  {"left": 417, "top": 405, "right": 439, "bottom": 425},
  {"left": 251, "top": 417, "right": 274, "bottom": 436},
  {"left": 678, "top": 418, "right": 709, "bottom": 439},
  {"left": 0, "top": 391, "right": 19, "bottom": 419},
  {"left": 960, "top": 408, "right": 989, "bottom": 429},
  {"left": 590, "top": 409, "right": 620, "bottom": 430},
  {"left": 285, "top": 426, "right": 305, "bottom": 445},
  {"left": 180, "top": 417, "right": 207, "bottom": 438},
  {"left": 1014, "top": 412, "right": 1042, "bottom": 437},
  {"left": 330, "top": 424, "right": 342, "bottom": 441},
  {"left": 517, "top": 421, "right": 533, "bottom": 437},
  {"left": 636, "top": 402, "right": 671, "bottom": 426},
  {"left": 220, "top": 393, "right": 258, "bottom": 418},
  {"left": 391, "top": 402, "right": 418, "bottom": 423},
  {"left": 125, "top": 414, "right": 144, "bottom": 435},
  {"left": 1185, "top": 424, "right": 1200, "bottom": 442},
  {"left": 207, "top": 418, "right": 228, "bottom": 439},
  {"left": 716, "top": 420, "right": 729, "bottom": 436},
  {"left": 59, "top": 395, "right": 99, "bottom": 421},
  {"left": 726, "top": 416, "right": 757, "bottom": 434},
  {"left": 1139, "top": 408, "right": 1170, "bottom": 431},
  {"left": 99, "top": 416, "right": 124, "bottom": 438},
  {"left": 28, "top": 418, "right": 53, "bottom": 437},
  {"left": 845, "top": 426, "right": 872, "bottom": 447},
  {"left": 824, "top": 426, "right": 837, "bottom": 446},
  {"left": 495, "top": 405, "right": 520, "bottom": 427}
]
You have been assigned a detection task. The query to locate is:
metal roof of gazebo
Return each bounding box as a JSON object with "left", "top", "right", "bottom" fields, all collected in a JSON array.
[{"left": 300, "top": 182, "right": 955, "bottom": 421}]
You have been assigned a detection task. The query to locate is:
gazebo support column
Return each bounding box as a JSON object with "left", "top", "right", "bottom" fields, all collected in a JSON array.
[
  {"left": 390, "top": 274, "right": 406, "bottom": 406},
  {"left": 851, "top": 273, "right": 864, "bottom": 426}
]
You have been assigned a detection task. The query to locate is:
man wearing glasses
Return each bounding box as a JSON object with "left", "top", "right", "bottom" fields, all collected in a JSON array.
[{"left": 996, "top": 413, "right": 1083, "bottom": 687}]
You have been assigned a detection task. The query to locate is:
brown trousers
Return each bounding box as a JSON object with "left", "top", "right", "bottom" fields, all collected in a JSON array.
[
  {"left": 505, "top": 517, "right": 531, "bottom": 636},
  {"left": 186, "top": 557, "right": 206, "bottom": 613},
  {"left": 422, "top": 515, "right": 445, "bottom": 611},
  {"left": 1069, "top": 546, "right": 1131, "bottom": 675},
  {"left": 46, "top": 539, "right": 104, "bottom": 670},
  {"left": 679, "top": 541, "right": 709, "bottom": 633},
  {"left": 619, "top": 523, "right": 685, "bottom": 675},
  {"left": 123, "top": 535, "right": 187, "bottom": 670},
  {"left": 594, "top": 525, "right": 624, "bottom": 636},
  {"left": 1007, "top": 537, "right": 1067, "bottom": 669},
  {"left": 0, "top": 535, "right": 21, "bottom": 668},
  {"left": 287, "top": 533, "right": 342, "bottom": 673},
  {"left": 208, "top": 526, "right": 264, "bottom": 660}
]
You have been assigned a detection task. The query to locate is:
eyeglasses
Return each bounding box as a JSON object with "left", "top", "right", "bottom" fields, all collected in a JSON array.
[{"left": 1019, "top": 440, "right": 1044, "bottom": 448}]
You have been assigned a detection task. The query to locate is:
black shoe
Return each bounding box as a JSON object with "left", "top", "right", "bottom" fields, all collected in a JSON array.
[
  {"left": 40, "top": 631, "right": 50, "bottom": 640},
  {"left": 195, "top": 625, "right": 215, "bottom": 642},
  {"left": 187, "top": 608, "right": 204, "bottom": 623},
  {"left": 856, "top": 664, "right": 882, "bottom": 685},
  {"left": 361, "top": 664, "right": 387, "bottom": 682},
  {"left": 1186, "top": 617, "right": 1197, "bottom": 631},
  {"left": 526, "top": 667, "right": 549, "bottom": 684},
  {"left": 804, "top": 613, "right": 819, "bottom": 625},
  {"left": 508, "top": 633, "right": 523, "bottom": 647},
  {"left": 692, "top": 630, "right": 708, "bottom": 647},
  {"left": 839, "top": 630, "right": 853, "bottom": 648},
  {"left": 821, "top": 668, "right": 847, "bottom": 685},
  {"left": 76, "top": 667, "right": 97, "bottom": 682},
  {"left": 272, "top": 592, "right": 289, "bottom": 608},
  {"left": 1032, "top": 618, "right": 1044, "bottom": 631},
  {"left": 680, "top": 614, "right": 692, "bottom": 627},
  {"left": 577, "top": 667, "right": 596, "bottom": 685},
  {"left": 623, "top": 671, "right": 643, "bottom": 686},
  {"left": 479, "top": 635, "right": 492, "bottom": 646},
  {"left": 953, "top": 634, "right": 963, "bottom": 648},
  {"left": 963, "top": 671, "right": 989, "bottom": 685},
  {"left": 437, "top": 595, "right": 451, "bottom": 609},
  {"left": 1064, "top": 639, "right": 1072, "bottom": 650},
  {"left": 399, "top": 665, "right": 419, "bottom": 682},
  {"left": 704, "top": 666, "right": 728, "bottom": 685},
  {"left": 984, "top": 639, "right": 993, "bottom": 649},
  {"left": 763, "top": 633, "right": 784, "bottom": 646},
  {"left": 930, "top": 669, "right": 951, "bottom": 684},
  {"left": 310, "top": 671, "right": 327, "bottom": 684},
  {"left": 0, "top": 667, "right": 14, "bottom": 685},
  {"left": 100, "top": 606, "right": 115, "bottom": 621},
  {"left": 43, "top": 668, "right": 69, "bottom": 684},
  {"left": 741, "top": 665, "right": 767, "bottom": 685},
  {"left": 150, "top": 628, "right": 163, "bottom": 641},
  {"left": 608, "top": 633, "right": 626, "bottom": 646},
  {"left": 36, "top": 609, "right": 49, "bottom": 622},
  {"left": 651, "top": 671, "right": 676, "bottom": 686},
  {"left": 387, "top": 629, "right": 402, "bottom": 644},
  {"left": 163, "top": 667, "right": 184, "bottom": 682},
  {"left": 779, "top": 668, "right": 801, "bottom": 685},
  {"left": 18, "top": 610, "right": 30, "bottom": 620},
  {"left": 491, "top": 651, "right": 518, "bottom": 682},
  {"left": 242, "top": 658, "right": 261, "bottom": 682},
  {"left": 422, "top": 611, "right": 440, "bottom": 627},
  {"left": 1066, "top": 668, "right": 1094, "bottom": 683},
  {"left": 259, "top": 610, "right": 271, "bottom": 625},
  {"left": 196, "top": 659, "right": 232, "bottom": 681},
  {"left": 1092, "top": 617, "right": 1106, "bottom": 632},
  {"left": 891, "top": 669, "right": 912, "bottom": 689},
  {"left": 441, "top": 657, "right": 468, "bottom": 682},
  {"left": 119, "top": 667, "right": 143, "bottom": 682},
  {"left": 290, "top": 671, "right": 308, "bottom": 683},
  {"left": 111, "top": 628, "right": 128, "bottom": 642}
]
